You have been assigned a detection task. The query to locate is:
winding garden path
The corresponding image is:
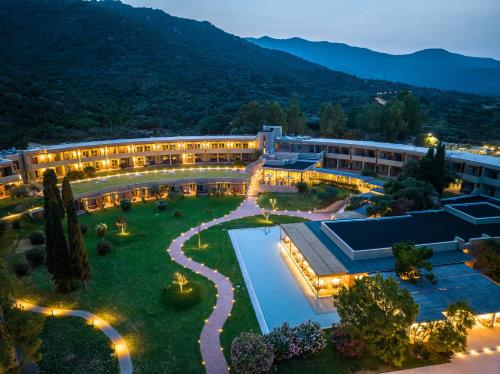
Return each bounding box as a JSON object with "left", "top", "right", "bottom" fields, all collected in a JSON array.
[
  {"left": 167, "top": 196, "right": 332, "bottom": 374},
  {"left": 15, "top": 300, "right": 133, "bottom": 374}
]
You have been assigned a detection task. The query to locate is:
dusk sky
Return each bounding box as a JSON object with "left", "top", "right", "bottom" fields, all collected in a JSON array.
[{"left": 124, "top": 0, "right": 500, "bottom": 59}]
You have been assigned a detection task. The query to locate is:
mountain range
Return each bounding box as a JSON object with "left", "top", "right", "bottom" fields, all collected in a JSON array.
[
  {"left": 0, "top": 0, "right": 498, "bottom": 149},
  {"left": 247, "top": 37, "right": 500, "bottom": 96}
]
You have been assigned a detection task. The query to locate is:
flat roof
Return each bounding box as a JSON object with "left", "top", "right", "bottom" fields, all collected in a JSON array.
[
  {"left": 384, "top": 264, "right": 500, "bottom": 322},
  {"left": 451, "top": 203, "right": 500, "bottom": 218},
  {"left": 281, "top": 223, "right": 347, "bottom": 276},
  {"left": 303, "top": 221, "right": 473, "bottom": 274},
  {"left": 323, "top": 210, "right": 500, "bottom": 251},
  {"left": 23, "top": 135, "right": 257, "bottom": 153},
  {"left": 442, "top": 194, "right": 500, "bottom": 207},
  {"left": 262, "top": 160, "right": 317, "bottom": 172}
]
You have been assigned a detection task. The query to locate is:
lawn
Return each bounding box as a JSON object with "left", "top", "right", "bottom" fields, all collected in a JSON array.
[
  {"left": 16, "top": 196, "right": 243, "bottom": 374},
  {"left": 39, "top": 317, "right": 118, "bottom": 374},
  {"left": 69, "top": 168, "right": 250, "bottom": 196},
  {"left": 258, "top": 187, "right": 353, "bottom": 212}
]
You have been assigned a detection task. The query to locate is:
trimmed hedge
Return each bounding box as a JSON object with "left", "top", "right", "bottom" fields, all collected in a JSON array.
[
  {"left": 25, "top": 247, "right": 46, "bottom": 268},
  {"left": 96, "top": 239, "right": 113, "bottom": 255},
  {"left": 28, "top": 231, "right": 45, "bottom": 245}
]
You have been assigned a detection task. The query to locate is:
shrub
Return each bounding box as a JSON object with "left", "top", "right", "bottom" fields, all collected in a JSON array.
[
  {"left": 233, "top": 159, "right": 246, "bottom": 168},
  {"left": 28, "top": 231, "right": 45, "bottom": 245},
  {"left": 95, "top": 223, "right": 108, "bottom": 236},
  {"left": 296, "top": 182, "right": 308, "bottom": 194},
  {"left": 10, "top": 185, "right": 30, "bottom": 198},
  {"left": 12, "top": 220, "right": 21, "bottom": 230},
  {"left": 80, "top": 222, "right": 89, "bottom": 235},
  {"left": 120, "top": 198, "right": 132, "bottom": 211},
  {"left": 163, "top": 281, "right": 202, "bottom": 310},
  {"left": 311, "top": 185, "right": 338, "bottom": 200},
  {"left": 231, "top": 332, "right": 274, "bottom": 374},
  {"left": 14, "top": 258, "right": 30, "bottom": 276},
  {"left": 293, "top": 320, "right": 327, "bottom": 356},
  {"left": 156, "top": 200, "right": 167, "bottom": 211},
  {"left": 264, "top": 322, "right": 297, "bottom": 361},
  {"left": 173, "top": 209, "right": 183, "bottom": 218},
  {"left": 0, "top": 220, "right": 7, "bottom": 234},
  {"left": 96, "top": 239, "right": 113, "bottom": 255},
  {"left": 83, "top": 166, "right": 97, "bottom": 178},
  {"left": 25, "top": 247, "right": 46, "bottom": 268},
  {"left": 330, "top": 324, "right": 364, "bottom": 358},
  {"left": 66, "top": 170, "right": 85, "bottom": 180}
]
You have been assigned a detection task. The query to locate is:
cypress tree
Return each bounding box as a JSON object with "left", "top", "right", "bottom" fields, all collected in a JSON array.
[
  {"left": 43, "top": 169, "right": 71, "bottom": 291},
  {"left": 62, "top": 177, "right": 91, "bottom": 290}
]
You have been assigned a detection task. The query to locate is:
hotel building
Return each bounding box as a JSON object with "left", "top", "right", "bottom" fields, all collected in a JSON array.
[{"left": 0, "top": 126, "right": 499, "bottom": 198}]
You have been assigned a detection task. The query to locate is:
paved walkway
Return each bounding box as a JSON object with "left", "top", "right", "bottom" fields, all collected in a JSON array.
[
  {"left": 15, "top": 300, "right": 133, "bottom": 374},
  {"left": 166, "top": 196, "right": 333, "bottom": 374},
  {"left": 388, "top": 325, "right": 500, "bottom": 374}
]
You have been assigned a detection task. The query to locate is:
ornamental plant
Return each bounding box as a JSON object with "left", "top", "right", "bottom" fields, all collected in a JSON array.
[
  {"left": 156, "top": 199, "right": 167, "bottom": 211},
  {"left": 95, "top": 223, "right": 108, "bottom": 236},
  {"left": 293, "top": 320, "right": 327, "bottom": 356},
  {"left": 96, "top": 239, "right": 113, "bottom": 255},
  {"left": 231, "top": 332, "right": 274, "bottom": 374},
  {"left": 330, "top": 324, "right": 364, "bottom": 358},
  {"left": 28, "top": 231, "right": 45, "bottom": 245},
  {"left": 264, "top": 322, "right": 297, "bottom": 360}
]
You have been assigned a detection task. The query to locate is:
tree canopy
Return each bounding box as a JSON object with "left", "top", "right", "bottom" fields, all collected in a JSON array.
[
  {"left": 335, "top": 274, "right": 419, "bottom": 367},
  {"left": 392, "top": 242, "right": 434, "bottom": 283}
]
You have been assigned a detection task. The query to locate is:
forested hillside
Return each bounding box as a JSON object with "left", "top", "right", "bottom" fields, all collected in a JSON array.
[{"left": 0, "top": 0, "right": 498, "bottom": 148}]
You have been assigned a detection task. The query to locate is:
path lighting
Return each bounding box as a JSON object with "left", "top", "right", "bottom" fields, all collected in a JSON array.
[{"left": 172, "top": 272, "right": 188, "bottom": 293}]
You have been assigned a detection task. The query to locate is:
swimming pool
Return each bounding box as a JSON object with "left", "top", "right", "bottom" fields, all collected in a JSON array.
[{"left": 229, "top": 226, "right": 339, "bottom": 333}]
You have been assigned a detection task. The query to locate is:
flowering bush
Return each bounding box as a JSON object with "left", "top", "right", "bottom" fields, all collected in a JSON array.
[
  {"left": 264, "top": 322, "right": 298, "bottom": 360},
  {"left": 95, "top": 222, "right": 108, "bottom": 236},
  {"left": 231, "top": 332, "right": 274, "bottom": 373},
  {"left": 293, "top": 320, "right": 327, "bottom": 356},
  {"left": 330, "top": 324, "right": 364, "bottom": 358}
]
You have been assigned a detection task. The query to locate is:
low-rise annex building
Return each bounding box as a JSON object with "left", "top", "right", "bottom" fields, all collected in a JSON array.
[{"left": 279, "top": 194, "right": 500, "bottom": 324}]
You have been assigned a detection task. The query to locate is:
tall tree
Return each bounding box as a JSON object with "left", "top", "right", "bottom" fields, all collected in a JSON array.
[
  {"left": 62, "top": 177, "right": 91, "bottom": 290},
  {"left": 319, "top": 102, "right": 345, "bottom": 137},
  {"left": 392, "top": 242, "right": 434, "bottom": 283},
  {"left": 400, "top": 91, "right": 423, "bottom": 135},
  {"left": 335, "top": 274, "right": 418, "bottom": 367},
  {"left": 263, "top": 101, "right": 286, "bottom": 126},
  {"left": 285, "top": 100, "right": 305, "bottom": 135},
  {"left": 232, "top": 101, "right": 263, "bottom": 133},
  {"left": 43, "top": 169, "right": 71, "bottom": 291}
]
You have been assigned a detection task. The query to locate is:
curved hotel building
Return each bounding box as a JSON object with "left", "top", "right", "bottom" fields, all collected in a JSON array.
[{"left": 1, "top": 126, "right": 499, "bottom": 199}]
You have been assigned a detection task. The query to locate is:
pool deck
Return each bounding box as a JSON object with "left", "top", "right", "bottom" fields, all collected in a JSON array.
[{"left": 229, "top": 226, "right": 339, "bottom": 333}]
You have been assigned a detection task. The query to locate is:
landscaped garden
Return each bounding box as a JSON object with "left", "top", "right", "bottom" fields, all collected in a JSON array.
[
  {"left": 68, "top": 168, "right": 250, "bottom": 196},
  {"left": 258, "top": 184, "right": 353, "bottom": 212},
  {"left": 10, "top": 196, "right": 243, "bottom": 373}
]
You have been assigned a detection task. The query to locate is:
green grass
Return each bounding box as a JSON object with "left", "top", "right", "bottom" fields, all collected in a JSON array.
[
  {"left": 39, "top": 317, "right": 119, "bottom": 374},
  {"left": 0, "top": 196, "right": 42, "bottom": 218},
  {"left": 17, "top": 196, "right": 243, "bottom": 374},
  {"left": 258, "top": 188, "right": 352, "bottom": 212},
  {"left": 183, "top": 215, "right": 307, "bottom": 366},
  {"left": 69, "top": 169, "right": 250, "bottom": 195}
]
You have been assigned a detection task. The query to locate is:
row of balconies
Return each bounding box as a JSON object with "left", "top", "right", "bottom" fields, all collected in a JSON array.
[{"left": 30, "top": 148, "right": 257, "bottom": 169}]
